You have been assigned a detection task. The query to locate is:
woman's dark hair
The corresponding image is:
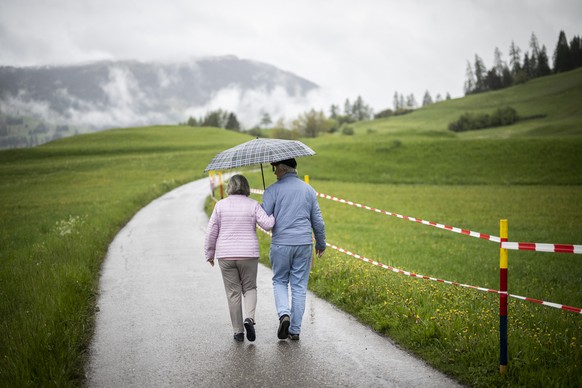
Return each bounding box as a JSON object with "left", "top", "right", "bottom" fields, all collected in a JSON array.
[{"left": 226, "top": 174, "right": 251, "bottom": 196}]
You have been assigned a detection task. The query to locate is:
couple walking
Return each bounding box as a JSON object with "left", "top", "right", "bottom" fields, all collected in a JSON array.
[{"left": 204, "top": 158, "right": 326, "bottom": 342}]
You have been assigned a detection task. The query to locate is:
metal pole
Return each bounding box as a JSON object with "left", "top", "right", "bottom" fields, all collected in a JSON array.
[{"left": 499, "top": 219, "right": 508, "bottom": 375}]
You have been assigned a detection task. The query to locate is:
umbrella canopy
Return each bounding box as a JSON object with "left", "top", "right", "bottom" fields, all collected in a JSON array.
[{"left": 204, "top": 138, "right": 316, "bottom": 172}]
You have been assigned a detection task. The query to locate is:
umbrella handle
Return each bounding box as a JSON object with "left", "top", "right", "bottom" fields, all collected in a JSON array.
[{"left": 260, "top": 163, "right": 266, "bottom": 190}]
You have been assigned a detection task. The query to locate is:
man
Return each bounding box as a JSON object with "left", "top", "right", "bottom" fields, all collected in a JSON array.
[{"left": 262, "top": 158, "right": 326, "bottom": 341}]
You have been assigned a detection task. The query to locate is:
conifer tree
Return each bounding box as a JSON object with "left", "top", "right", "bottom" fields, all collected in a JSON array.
[
  {"left": 352, "top": 96, "right": 363, "bottom": 121},
  {"left": 464, "top": 61, "right": 475, "bottom": 94},
  {"left": 406, "top": 94, "right": 417, "bottom": 109},
  {"left": 473, "top": 54, "right": 487, "bottom": 92},
  {"left": 422, "top": 90, "right": 433, "bottom": 106},
  {"left": 259, "top": 112, "right": 272, "bottom": 128},
  {"left": 225, "top": 112, "right": 241, "bottom": 131},
  {"left": 343, "top": 99, "right": 352, "bottom": 119},
  {"left": 352, "top": 96, "right": 372, "bottom": 121},
  {"left": 329, "top": 104, "right": 339, "bottom": 119},
  {"left": 509, "top": 40, "right": 522, "bottom": 75},
  {"left": 537, "top": 45, "right": 552, "bottom": 76},
  {"left": 570, "top": 35, "right": 582, "bottom": 68},
  {"left": 553, "top": 30, "right": 573, "bottom": 72},
  {"left": 529, "top": 33, "right": 540, "bottom": 76},
  {"left": 393, "top": 92, "right": 400, "bottom": 111},
  {"left": 522, "top": 53, "right": 532, "bottom": 79},
  {"left": 494, "top": 47, "right": 505, "bottom": 76}
]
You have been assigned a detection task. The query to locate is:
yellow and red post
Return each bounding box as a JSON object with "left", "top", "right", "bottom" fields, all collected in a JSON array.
[
  {"left": 218, "top": 171, "right": 224, "bottom": 199},
  {"left": 499, "top": 219, "right": 508, "bottom": 374}
]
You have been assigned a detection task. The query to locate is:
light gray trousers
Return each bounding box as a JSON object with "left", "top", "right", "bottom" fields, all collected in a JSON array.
[{"left": 218, "top": 259, "right": 258, "bottom": 334}]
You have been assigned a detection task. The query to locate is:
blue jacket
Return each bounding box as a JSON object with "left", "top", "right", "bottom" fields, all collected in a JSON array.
[{"left": 262, "top": 172, "right": 326, "bottom": 251}]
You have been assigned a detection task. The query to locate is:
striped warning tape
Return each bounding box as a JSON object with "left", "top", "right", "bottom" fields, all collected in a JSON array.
[
  {"left": 252, "top": 188, "right": 500, "bottom": 243},
  {"left": 254, "top": 187, "right": 582, "bottom": 255},
  {"left": 325, "top": 240, "right": 582, "bottom": 314},
  {"left": 507, "top": 294, "right": 582, "bottom": 314},
  {"left": 255, "top": 226, "right": 582, "bottom": 314},
  {"left": 325, "top": 242, "right": 500, "bottom": 294},
  {"left": 315, "top": 192, "right": 501, "bottom": 243},
  {"left": 501, "top": 241, "right": 582, "bottom": 254}
]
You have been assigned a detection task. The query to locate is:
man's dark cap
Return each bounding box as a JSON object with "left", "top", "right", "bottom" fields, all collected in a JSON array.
[{"left": 270, "top": 158, "right": 297, "bottom": 168}]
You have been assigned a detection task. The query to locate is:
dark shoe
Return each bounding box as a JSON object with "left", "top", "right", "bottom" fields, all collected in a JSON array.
[
  {"left": 277, "top": 314, "right": 290, "bottom": 339},
  {"left": 244, "top": 318, "right": 256, "bottom": 342},
  {"left": 234, "top": 333, "right": 244, "bottom": 342},
  {"left": 289, "top": 333, "right": 300, "bottom": 341}
]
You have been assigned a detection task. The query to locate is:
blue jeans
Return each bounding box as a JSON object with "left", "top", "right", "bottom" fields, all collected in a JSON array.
[{"left": 270, "top": 244, "right": 312, "bottom": 335}]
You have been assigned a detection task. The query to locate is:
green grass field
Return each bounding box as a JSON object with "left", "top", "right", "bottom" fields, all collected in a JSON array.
[
  {"left": 276, "top": 182, "right": 582, "bottom": 386},
  {"left": 0, "top": 126, "right": 250, "bottom": 386},
  {"left": 1, "top": 69, "right": 582, "bottom": 386}
]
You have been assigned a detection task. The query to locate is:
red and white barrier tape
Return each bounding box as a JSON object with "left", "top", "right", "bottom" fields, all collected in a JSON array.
[
  {"left": 502, "top": 242, "right": 582, "bottom": 254},
  {"left": 325, "top": 242, "right": 500, "bottom": 294},
  {"left": 255, "top": 226, "right": 582, "bottom": 314},
  {"left": 327, "top": 240, "right": 582, "bottom": 314},
  {"left": 253, "top": 185, "right": 581, "bottom": 309},
  {"left": 252, "top": 188, "right": 500, "bottom": 243},
  {"left": 507, "top": 294, "right": 581, "bottom": 314},
  {"left": 254, "top": 187, "right": 582, "bottom": 254},
  {"left": 315, "top": 192, "right": 501, "bottom": 243}
]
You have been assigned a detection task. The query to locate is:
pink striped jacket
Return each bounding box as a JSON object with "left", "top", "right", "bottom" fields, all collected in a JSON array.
[{"left": 204, "top": 195, "right": 275, "bottom": 260}]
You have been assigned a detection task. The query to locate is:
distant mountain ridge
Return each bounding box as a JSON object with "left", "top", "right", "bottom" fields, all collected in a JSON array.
[{"left": 0, "top": 56, "right": 319, "bottom": 133}]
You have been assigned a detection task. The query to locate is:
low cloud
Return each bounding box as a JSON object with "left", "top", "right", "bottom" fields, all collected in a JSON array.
[
  {"left": 1, "top": 61, "right": 334, "bottom": 132},
  {"left": 1, "top": 65, "right": 182, "bottom": 129},
  {"left": 186, "top": 85, "right": 335, "bottom": 129}
]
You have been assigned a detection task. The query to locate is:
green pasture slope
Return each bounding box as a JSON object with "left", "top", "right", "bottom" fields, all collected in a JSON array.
[
  {"left": 1, "top": 68, "right": 581, "bottom": 386},
  {"left": 0, "top": 127, "right": 251, "bottom": 386}
]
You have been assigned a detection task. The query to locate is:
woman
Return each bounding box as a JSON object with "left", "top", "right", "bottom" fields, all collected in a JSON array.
[{"left": 204, "top": 174, "right": 275, "bottom": 342}]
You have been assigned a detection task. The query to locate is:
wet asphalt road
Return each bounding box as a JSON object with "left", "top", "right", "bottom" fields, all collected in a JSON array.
[{"left": 86, "top": 179, "right": 461, "bottom": 387}]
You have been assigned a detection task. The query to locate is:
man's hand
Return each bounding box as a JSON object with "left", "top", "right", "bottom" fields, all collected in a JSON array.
[
  {"left": 208, "top": 259, "right": 215, "bottom": 267},
  {"left": 315, "top": 249, "right": 325, "bottom": 258}
]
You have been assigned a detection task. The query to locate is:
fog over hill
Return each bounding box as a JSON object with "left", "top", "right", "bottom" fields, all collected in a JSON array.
[{"left": 0, "top": 56, "right": 319, "bottom": 130}]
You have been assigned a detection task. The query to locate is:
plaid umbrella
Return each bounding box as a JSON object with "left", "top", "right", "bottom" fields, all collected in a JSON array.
[{"left": 204, "top": 138, "right": 316, "bottom": 188}]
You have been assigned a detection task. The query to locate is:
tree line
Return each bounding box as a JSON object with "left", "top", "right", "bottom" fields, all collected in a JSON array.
[
  {"left": 184, "top": 29, "right": 580, "bottom": 139},
  {"left": 182, "top": 89, "right": 455, "bottom": 138},
  {"left": 464, "top": 30, "right": 581, "bottom": 95},
  {"left": 181, "top": 109, "right": 241, "bottom": 131},
  {"left": 182, "top": 95, "right": 379, "bottom": 138}
]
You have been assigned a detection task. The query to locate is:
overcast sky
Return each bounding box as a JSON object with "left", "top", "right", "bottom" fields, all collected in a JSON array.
[{"left": 1, "top": 0, "right": 581, "bottom": 113}]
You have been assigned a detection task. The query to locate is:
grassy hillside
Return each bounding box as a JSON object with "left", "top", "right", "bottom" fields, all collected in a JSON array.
[
  {"left": 300, "top": 135, "right": 582, "bottom": 185},
  {"left": 0, "top": 126, "right": 250, "bottom": 386},
  {"left": 295, "top": 68, "right": 582, "bottom": 186},
  {"left": 1, "top": 69, "right": 581, "bottom": 386},
  {"left": 349, "top": 67, "right": 582, "bottom": 138}
]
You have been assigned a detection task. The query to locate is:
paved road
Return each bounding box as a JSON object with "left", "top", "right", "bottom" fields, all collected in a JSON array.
[{"left": 86, "top": 179, "right": 461, "bottom": 387}]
